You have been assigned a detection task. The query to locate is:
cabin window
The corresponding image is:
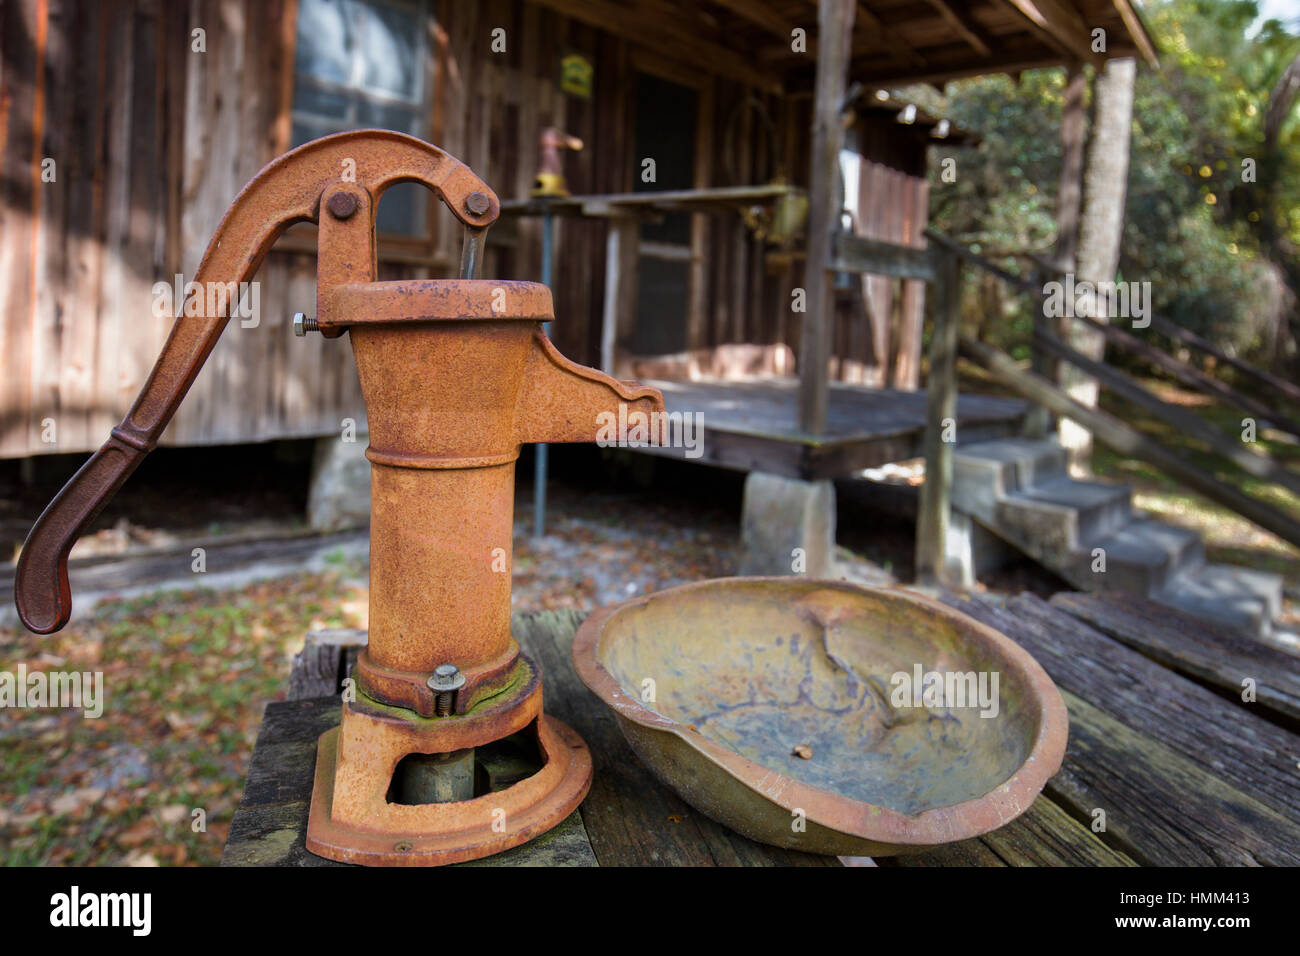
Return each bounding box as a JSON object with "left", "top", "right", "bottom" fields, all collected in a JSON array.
[{"left": 291, "top": 0, "right": 434, "bottom": 238}]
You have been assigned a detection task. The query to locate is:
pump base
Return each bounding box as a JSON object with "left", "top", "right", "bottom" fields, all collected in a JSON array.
[
  {"left": 306, "top": 713, "right": 591, "bottom": 866},
  {"left": 305, "top": 652, "right": 591, "bottom": 866}
]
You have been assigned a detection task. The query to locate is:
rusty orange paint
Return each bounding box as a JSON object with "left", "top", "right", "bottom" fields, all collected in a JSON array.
[{"left": 13, "top": 130, "right": 665, "bottom": 866}]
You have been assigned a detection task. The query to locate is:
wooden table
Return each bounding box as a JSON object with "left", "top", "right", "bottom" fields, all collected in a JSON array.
[{"left": 222, "top": 592, "right": 1300, "bottom": 867}]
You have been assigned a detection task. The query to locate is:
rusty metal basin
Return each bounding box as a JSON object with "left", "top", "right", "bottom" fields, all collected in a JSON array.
[{"left": 572, "top": 577, "right": 1068, "bottom": 857}]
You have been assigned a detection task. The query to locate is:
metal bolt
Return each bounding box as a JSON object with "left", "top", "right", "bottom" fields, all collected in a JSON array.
[
  {"left": 427, "top": 664, "right": 466, "bottom": 717},
  {"left": 327, "top": 191, "right": 358, "bottom": 220},
  {"left": 292, "top": 312, "right": 319, "bottom": 336},
  {"left": 464, "top": 192, "right": 491, "bottom": 216}
]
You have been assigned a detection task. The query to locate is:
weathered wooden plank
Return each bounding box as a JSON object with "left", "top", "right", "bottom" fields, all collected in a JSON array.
[
  {"left": 981, "top": 795, "right": 1136, "bottom": 866},
  {"left": 831, "top": 231, "right": 937, "bottom": 282},
  {"left": 884, "top": 795, "right": 1135, "bottom": 867},
  {"left": 600, "top": 216, "right": 639, "bottom": 374},
  {"left": 223, "top": 796, "right": 594, "bottom": 867},
  {"left": 288, "top": 628, "right": 368, "bottom": 701},
  {"left": 944, "top": 592, "right": 1300, "bottom": 823},
  {"left": 881, "top": 834, "right": 1008, "bottom": 866},
  {"left": 223, "top": 694, "right": 597, "bottom": 867},
  {"left": 893, "top": 171, "right": 928, "bottom": 389},
  {"left": 798, "top": 0, "right": 856, "bottom": 433},
  {"left": 1047, "top": 690, "right": 1300, "bottom": 866},
  {"left": 89, "top": 2, "right": 136, "bottom": 445},
  {"left": 31, "top": 0, "right": 69, "bottom": 457},
  {"left": 513, "top": 609, "right": 837, "bottom": 866},
  {"left": 55, "top": 0, "right": 108, "bottom": 455},
  {"left": 1048, "top": 591, "right": 1300, "bottom": 725},
  {"left": 0, "top": 0, "right": 42, "bottom": 457}
]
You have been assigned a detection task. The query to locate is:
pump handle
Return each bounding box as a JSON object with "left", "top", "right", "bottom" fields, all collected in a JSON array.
[{"left": 15, "top": 131, "right": 499, "bottom": 634}]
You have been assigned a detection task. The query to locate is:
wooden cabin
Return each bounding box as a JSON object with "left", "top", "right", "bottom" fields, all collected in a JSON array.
[{"left": 0, "top": 0, "right": 1155, "bottom": 461}]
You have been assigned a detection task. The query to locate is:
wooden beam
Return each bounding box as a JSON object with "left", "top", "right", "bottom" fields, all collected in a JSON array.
[
  {"left": 997, "top": 0, "right": 1102, "bottom": 65},
  {"left": 707, "top": 0, "right": 798, "bottom": 39},
  {"left": 798, "top": 0, "right": 857, "bottom": 435},
  {"left": 853, "top": 1, "right": 927, "bottom": 69},
  {"left": 837, "top": 52, "right": 1080, "bottom": 88},
  {"left": 526, "top": 0, "right": 782, "bottom": 91},
  {"left": 922, "top": 0, "right": 994, "bottom": 57},
  {"left": 831, "top": 232, "right": 937, "bottom": 281},
  {"left": 600, "top": 216, "right": 640, "bottom": 375},
  {"left": 1111, "top": 0, "right": 1159, "bottom": 67}
]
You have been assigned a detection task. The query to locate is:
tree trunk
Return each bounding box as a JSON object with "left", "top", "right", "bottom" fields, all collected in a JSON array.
[
  {"left": 1263, "top": 51, "right": 1300, "bottom": 372},
  {"left": 1052, "top": 64, "right": 1088, "bottom": 272},
  {"left": 1059, "top": 57, "right": 1136, "bottom": 473}
]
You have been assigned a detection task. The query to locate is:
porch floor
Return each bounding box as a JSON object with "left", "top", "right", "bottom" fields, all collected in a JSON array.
[{"left": 634, "top": 377, "right": 1028, "bottom": 480}]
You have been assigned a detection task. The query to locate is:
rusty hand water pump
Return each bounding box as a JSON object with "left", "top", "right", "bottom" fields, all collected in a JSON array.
[{"left": 13, "top": 130, "right": 665, "bottom": 865}]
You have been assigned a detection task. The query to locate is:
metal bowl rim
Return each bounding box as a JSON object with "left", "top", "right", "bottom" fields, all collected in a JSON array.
[{"left": 571, "top": 575, "right": 1069, "bottom": 848}]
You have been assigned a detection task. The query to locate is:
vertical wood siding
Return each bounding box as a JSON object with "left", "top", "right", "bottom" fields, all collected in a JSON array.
[{"left": 0, "top": 0, "right": 932, "bottom": 458}]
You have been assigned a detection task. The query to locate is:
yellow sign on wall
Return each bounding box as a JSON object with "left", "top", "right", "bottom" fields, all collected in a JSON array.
[{"left": 560, "top": 52, "right": 593, "bottom": 99}]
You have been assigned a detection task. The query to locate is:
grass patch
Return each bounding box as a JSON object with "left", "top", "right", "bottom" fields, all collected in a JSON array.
[{"left": 0, "top": 571, "right": 365, "bottom": 865}]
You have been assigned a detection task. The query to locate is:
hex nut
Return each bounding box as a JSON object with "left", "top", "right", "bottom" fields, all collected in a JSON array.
[{"left": 427, "top": 664, "right": 466, "bottom": 692}]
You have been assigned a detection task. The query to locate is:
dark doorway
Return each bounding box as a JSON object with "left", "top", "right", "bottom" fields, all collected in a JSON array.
[{"left": 630, "top": 72, "right": 697, "bottom": 356}]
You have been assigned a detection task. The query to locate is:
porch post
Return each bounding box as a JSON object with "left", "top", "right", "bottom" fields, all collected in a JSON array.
[
  {"left": 915, "top": 247, "right": 962, "bottom": 587},
  {"left": 797, "top": 0, "right": 856, "bottom": 434}
]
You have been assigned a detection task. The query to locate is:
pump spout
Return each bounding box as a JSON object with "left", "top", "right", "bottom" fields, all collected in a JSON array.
[{"left": 516, "top": 330, "right": 665, "bottom": 445}]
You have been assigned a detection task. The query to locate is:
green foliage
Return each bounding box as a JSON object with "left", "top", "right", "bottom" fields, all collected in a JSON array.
[{"left": 914, "top": 0, "right": 1300, "bottom": 359}]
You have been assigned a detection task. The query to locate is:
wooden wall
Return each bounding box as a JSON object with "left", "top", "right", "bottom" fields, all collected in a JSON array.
[{"left": 0, "top": 0, "right": 934, "bottom": 459}]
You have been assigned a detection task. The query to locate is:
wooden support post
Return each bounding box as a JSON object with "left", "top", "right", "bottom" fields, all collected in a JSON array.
[
  {"left": 916, "top": 248, "right": 962, "bottom": 586},
  {"left": 600, "top": 214, "right": 640, "bottom": 375},
  {"left": 797, "top": 0, "right": 856, "bottom": 434}
]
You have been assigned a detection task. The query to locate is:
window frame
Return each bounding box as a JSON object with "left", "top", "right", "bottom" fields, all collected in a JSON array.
[{"left": 277, "top": 0, "right": 446, "bottom": 264}]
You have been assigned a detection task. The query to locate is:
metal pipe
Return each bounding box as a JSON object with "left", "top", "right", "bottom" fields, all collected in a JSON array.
[
  {"left": 533, "top": 206, "right": 555, "bottom": 538},
  {"left": 460, "top": 227, "right": 488, "bottom": 279}
]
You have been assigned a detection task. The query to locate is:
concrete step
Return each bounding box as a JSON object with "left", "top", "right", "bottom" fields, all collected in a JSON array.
[
  {"left": 1155, "top": 563, "right": 1284, "bottom": 639},
  {"left": 993, "top": 476, "right": 1132, "bottom": 559},
  {"left": 1065, "top": 518, "right": 1205, "bottom": 596},
  {"left": 952, "top": 438, "right": 1068, "bottom": 522}
]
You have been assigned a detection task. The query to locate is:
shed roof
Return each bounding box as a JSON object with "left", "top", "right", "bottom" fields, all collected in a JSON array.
[{"left": 531, "top": 0, "right": 1157, "bottom": 91}]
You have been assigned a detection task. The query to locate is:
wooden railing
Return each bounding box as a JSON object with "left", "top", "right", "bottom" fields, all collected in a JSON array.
[
  {"left": 913, "top": 230, "right": 1300, "bottom": 587},
  {"left": 828, "top": 229, "right": 963, "bottom": 583}
]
